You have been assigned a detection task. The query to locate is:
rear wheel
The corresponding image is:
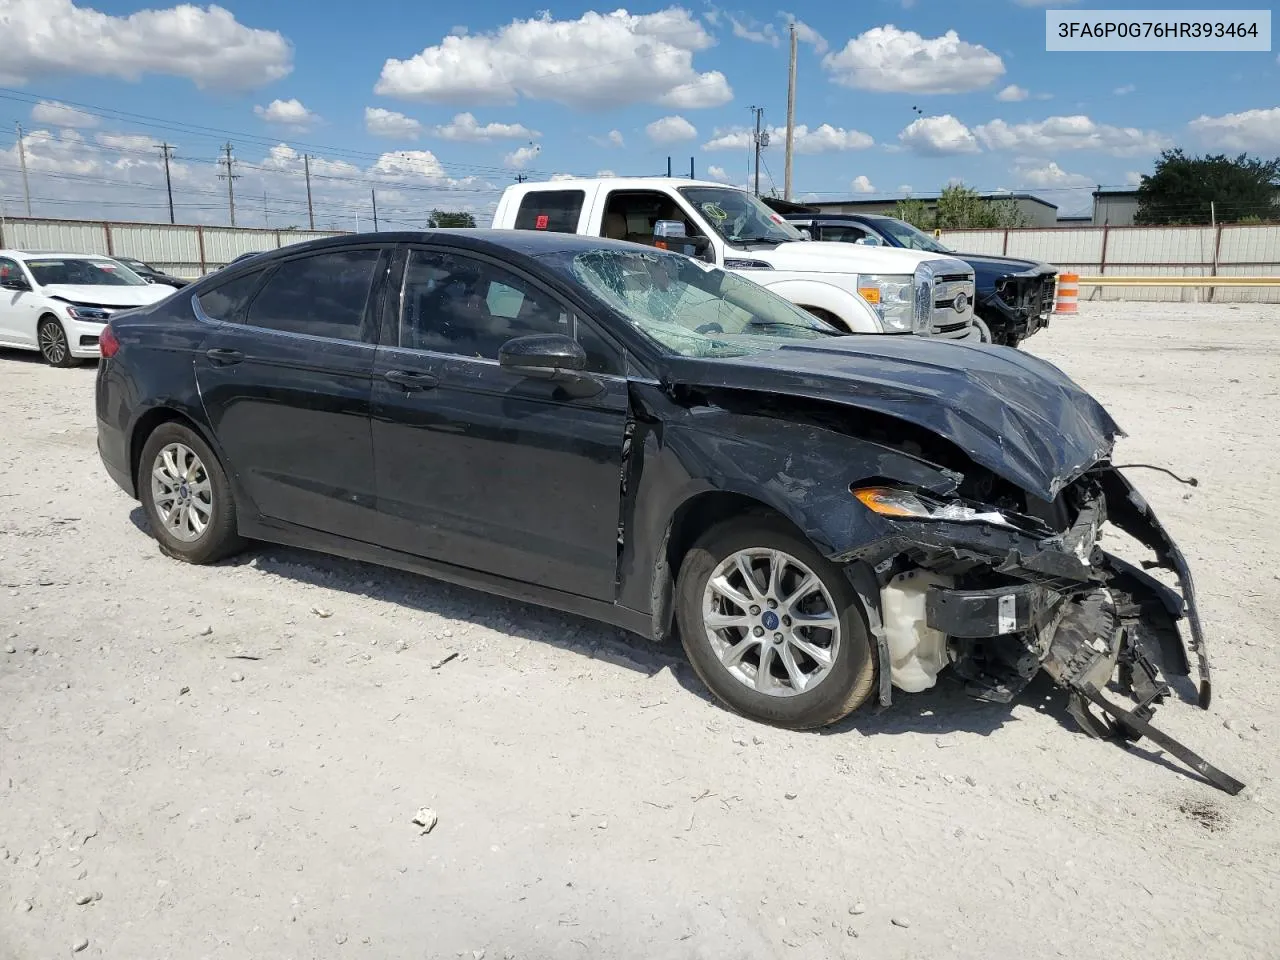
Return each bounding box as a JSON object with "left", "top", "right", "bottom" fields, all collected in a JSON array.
[
  {"left": 38, "top": 315, "right": 75, "bottom": 367},
  {"left": 139, "top": 422, "right": 244, "bottom": 564},
  {"left": 675, "top": 515, "right": 878, "bottom": 729}
]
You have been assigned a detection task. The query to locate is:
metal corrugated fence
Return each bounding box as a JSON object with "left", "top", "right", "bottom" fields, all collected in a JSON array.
[
  {"left": 940, "top": 224, "right": 1280, "bottom": 303},
  {"left": 0, "top": 216, "right": 348, "bottom": 279}
]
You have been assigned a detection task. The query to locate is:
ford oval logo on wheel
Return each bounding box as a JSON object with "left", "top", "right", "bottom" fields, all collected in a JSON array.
[{"left": 953, "top": 292, "right": 969, "bottom": 314}]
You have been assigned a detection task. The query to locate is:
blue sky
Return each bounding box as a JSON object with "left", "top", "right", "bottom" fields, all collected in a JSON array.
[{"left": 1, "top": 0, "right": 1277, "bottom": 226}]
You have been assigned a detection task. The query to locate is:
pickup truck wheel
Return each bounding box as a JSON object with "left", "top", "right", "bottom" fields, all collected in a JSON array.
[{"left": 675, "top": 515, "right": 878, "bottom": 729}]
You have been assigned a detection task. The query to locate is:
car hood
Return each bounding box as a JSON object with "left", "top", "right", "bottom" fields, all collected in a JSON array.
[
  {"left": 956, "top": 253, "right": 1057, "bottom": 282},
  {"left": 663, "top": 335, "right": 1121, "bottom": 502},
  {"left": 40, "top": 284, "right": 174, "bottom": 308},
  {"left": 753, "top": 241, "right": 949, "bottom": 275}
]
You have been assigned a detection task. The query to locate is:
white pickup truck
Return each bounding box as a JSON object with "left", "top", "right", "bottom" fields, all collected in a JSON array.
[{"left": 490, "top": 177, "right": 982, "bottom": 341}]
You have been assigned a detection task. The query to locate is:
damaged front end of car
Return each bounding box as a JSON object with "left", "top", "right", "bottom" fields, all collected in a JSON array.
[{"left": 837, "top": 465, "right": 1243, "bottom": 796}]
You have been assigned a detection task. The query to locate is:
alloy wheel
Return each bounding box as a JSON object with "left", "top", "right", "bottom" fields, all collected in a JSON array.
[
  {"left": 150, "top": 442, "right": 214, "bottom": 543},
  {"left": 701, "top": 548, "right": 841, "bottom": 697},
  {"left": 38, "top": 319, "right": 68, "bottom": 365}
]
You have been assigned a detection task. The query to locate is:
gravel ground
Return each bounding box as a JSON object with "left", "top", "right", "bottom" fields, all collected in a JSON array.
[{"left": 2, "top": 300, "right": 1279, "bottom": 960}]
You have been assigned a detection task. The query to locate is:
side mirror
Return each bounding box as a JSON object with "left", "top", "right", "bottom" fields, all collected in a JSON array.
[
  {"left": 0, "top": 276, "right": 31, "bottom": 292},
  {"left": 653, "top": 220, "right": 687, "bottom": 240},
  {"left": 855, "top": 236, "right": 882, "bottom": 246},
  {"left": 499, "top": 333, "right": 587, "bottom": 375}
]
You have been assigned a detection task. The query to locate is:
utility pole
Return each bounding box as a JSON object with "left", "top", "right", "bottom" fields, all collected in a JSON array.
[
  {"left": 158, "top": 143, "right": 176, "bottom": 224},
  {"left": 303, "top": 154, "right": 315, "bottom": 230},
  {"left": 15, "top": 123, "right": 32, "bottom": 216},
  {"left": 784, "top": 22, "right": 797, "bottom": 200},
  {"left": 217, "top": 142, "right": 240, "bottom": 227},
  {"left": 514, "top": 173, "right": 528, "bottom": 183},
  {"left": 749, "top": 106, "right": 767, "bottom": 197},
  {"left": 371, "top": 189, "right": 378, "bottom": 231},
  {"left": 262, "top": 190, "right": 269, "bottom": 228}
]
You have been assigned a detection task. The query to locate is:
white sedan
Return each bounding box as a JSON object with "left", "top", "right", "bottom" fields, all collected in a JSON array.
[{"left": 0, "top": 251, "right": 176, "bottom": 366}]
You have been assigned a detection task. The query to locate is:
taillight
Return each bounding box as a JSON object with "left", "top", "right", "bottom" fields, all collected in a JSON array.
[{"left": 99, "top": 324, "right": 120, "bottom": 359}]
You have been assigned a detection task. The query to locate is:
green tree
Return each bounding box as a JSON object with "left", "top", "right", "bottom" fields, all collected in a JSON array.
[
  {"left": 894, "top": 198, "right": 931, "bottom": 229},
  {"left": 934, "top": 184, "right": 1030, "bottom": 229},
  {"left": 428, "top": 210, "right": 477, "bottom": 228},
  {"left": 1134, "top": 149, "right": 1280, "bottom": 225}
]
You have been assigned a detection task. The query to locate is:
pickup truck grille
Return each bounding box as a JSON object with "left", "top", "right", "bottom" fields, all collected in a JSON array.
[
  {"left": 997, "top": 272, "right": 1059, "bottom": 321},
  {"left": 930, "top": 274, "right": 977, "bottom": 338}
]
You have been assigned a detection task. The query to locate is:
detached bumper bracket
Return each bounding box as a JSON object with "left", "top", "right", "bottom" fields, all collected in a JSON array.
[{"left": 926, "top": 583, "right": 1061, "bottom": 638}]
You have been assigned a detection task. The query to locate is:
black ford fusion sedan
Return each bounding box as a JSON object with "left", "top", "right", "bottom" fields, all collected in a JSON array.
[{"left": 94, "top": 230, "right": 1231, "bottom": 783}]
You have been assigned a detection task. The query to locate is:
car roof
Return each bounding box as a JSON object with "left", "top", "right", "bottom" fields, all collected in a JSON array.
[
  {"left": 783, "top": 213, "right": 892, "bottom": 223},
  {"left": 0, "top": 250, "right": 118, "bottom": 261},
  {"left": 218, "top": 229, "right": 656, "bottom": 265},
  {"left": 508, "top": 176, "right": 732, "bottom": 192}
]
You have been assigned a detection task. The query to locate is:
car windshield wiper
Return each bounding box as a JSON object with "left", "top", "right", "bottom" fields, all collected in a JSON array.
[{"left": 729, "top": 235, "right": 793, "bottom": 244}]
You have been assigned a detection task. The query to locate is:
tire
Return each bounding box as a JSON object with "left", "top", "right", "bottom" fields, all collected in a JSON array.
[
  {"left": 37, "top": 315, "right": 76, "bottom": 367},
  {"left": 802, "top": 306, "right": 848, "bottom": 333},
  {"left": 138, "top": 422, "right": 245, "bottom": 564},
  {"left": 675, "top": 514, "right": 878, "bottom": 730}
]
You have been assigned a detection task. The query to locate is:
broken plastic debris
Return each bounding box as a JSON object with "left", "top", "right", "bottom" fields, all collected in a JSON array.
[{"left": 412, "top": 809, "right": 439, "bottom": 835}]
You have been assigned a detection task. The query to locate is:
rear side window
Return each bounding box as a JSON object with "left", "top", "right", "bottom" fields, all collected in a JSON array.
[
  {"left": 196, "top": 269, "right": 265, "bottom": 323},
  {"left": 514, "top": 190, "right": 584, "bottom": 233},
  {"left": 246, "top": 249, "right": 381, "bottom": 341}
]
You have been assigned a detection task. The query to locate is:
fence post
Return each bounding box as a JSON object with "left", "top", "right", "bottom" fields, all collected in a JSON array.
[
  {"left": 197, "top": 225, "right": 207, "bottom": 275},
  {"left": 1209, "top": 223, "right": 1223, "bottom": 303},
  {"left": 1001, "top": 229, "right": 1009, "bottom": 256},
  {"left": 104, "top": 222, "right": 114, "bottom": 256},
  {"left": 275, "top": 229, "right": 282, "bottom": 249},
  {"left": 1095, "top": 225, "right": 1109, "bottom": 302}
]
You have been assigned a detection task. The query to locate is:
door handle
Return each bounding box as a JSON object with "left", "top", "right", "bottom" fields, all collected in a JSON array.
[
  {"left": 205, "top": 348, "right": 244, "bottom": 365},
  {"left": 384, "top": 369, "right": 439, "bottom": 391}
]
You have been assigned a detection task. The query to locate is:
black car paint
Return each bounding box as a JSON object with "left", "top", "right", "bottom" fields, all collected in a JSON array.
[
  {"left": 95, "top": 230, "right": 1211, "bottom": 729},
  {"left": 117, "top": 258, "right": 190, "bottom": 289},
  {"left": 784, "top": 213, "right": 1057, "bottom": 346}
]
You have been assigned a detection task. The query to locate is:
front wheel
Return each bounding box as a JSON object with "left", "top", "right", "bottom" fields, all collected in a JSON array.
[
  {"left": 675, "top": 515, "right": 878, "bottom": 729},
  {"left": 139, "top": 422, "right": 245, "bottom": 564},
  {"left": 38, "top": 315, "right": 76, "bottom": 367}
]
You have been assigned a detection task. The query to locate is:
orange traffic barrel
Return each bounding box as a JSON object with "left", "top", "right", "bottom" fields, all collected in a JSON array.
[{"left": 1055, "top": 273, "right": 1079, "bottom": 314}]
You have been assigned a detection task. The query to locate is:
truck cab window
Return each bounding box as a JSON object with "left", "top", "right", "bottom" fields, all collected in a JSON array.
[{"left": 599, "top": 191, "right": 707, "bottom": 250}]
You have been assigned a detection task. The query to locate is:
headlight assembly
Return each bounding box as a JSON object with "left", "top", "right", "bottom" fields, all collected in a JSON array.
[
  {"left": 856, "top": 274, "right": 914, "bottom": 333},
  {"left": 65, "top": 304, "right": 112, "bottom": 322},
  {"left": 851, "top": 485, "right": 1016, "bottom": 528}
]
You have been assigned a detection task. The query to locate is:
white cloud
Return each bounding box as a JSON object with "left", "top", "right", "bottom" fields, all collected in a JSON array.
[
  {"left": 1114, "top": 84, "right": 1136, "bottom": 95},
  {"left": 898, "top": 115, "right": 981, "bottom": 155},
  {"left": 1124, "top": 170, "right": 1143, "bottom": 186},
  {"left": 1188, "top": 107, "right": 1280, "bottom": 152},
  {"left": 374, "top": 8, "right": 732, "bottom": 110},
  {"left": 254, "top": 98, "right": 318, "bottom": 128},
  {"left": 1015, "top": 161, "right": 1094, "bottom": 188},
  {"left": 728, "top": 14, "right": 778, "bottom": 46},
  {"left": 646, "top": 115, "right": 698, "bottom": 143},
  {"left": 0, "top": 0, "right": 292, "bottom": 90},
  {"left": 592, "top": 129, "right": 626, "bottom": 147},
  {"left": 96, "top": 133, "right": 162, "bottom": 152},
  {"left": 364, "top": 107, "right": 422, "bottom": 139},
  {"left": 778, "top": 14, "right": 829, "bottom": 54},
  {"left": 702, "top": 122, "right": 872, "bottom": 153},
  {"left": 30, "top": 100, "right": 100, "bottom": 128},
  {"left": 898, "top": 184, "right": 913, "bottom": 194},
  {"left": 850, "top": 175, "right": 876, "bottom": 193},
  {"left": 976, "top": 115, "right": 1172, "bottom": 156},
  {"left": 707, "top": 164, "right": 731, "bottom": 182},
  {"left": 549, "top": 173, "right": 576, "bottom": 181},
  {"left": 432, "top": 112, "right": 539, "bottom": 142},
  {"left": 505, "top": 144, "right": 541, "bottom": 169},
  {"left": 996, "top": 84, "right": 1028, "bottom": 102},
  {"left": 596, "top": 169, "right": 616, "bottom": 177},
  {"left": 822, "top": 25, "right": 1004, "bottom": 94}
]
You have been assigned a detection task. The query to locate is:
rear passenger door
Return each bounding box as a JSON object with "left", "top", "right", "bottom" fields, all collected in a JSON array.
[{"left": 193, "top": 245, "right": 391, "bottom": 541}]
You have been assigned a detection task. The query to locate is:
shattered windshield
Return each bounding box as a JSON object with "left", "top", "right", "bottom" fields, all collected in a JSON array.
[
  {"left": 874, "top": 218, "right": 954, "bottom": 254},
  {"left": 542, "top": 247, "right": 839, "bottom": 359},
  {"left": 678, "top": 186, "right": 804, "bottom": 245}
]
